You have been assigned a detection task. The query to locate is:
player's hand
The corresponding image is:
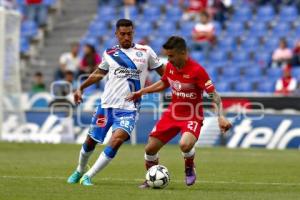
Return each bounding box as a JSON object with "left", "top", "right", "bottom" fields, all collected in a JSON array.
[
  {"left": 125, "top": 90, "right": 143, "bottom": 102},
  {"left": 218, "top": 116, "right": 232, "bottom": 134},
  {"left": 74, "top": 89, "right": 83, "bottom": 105}
]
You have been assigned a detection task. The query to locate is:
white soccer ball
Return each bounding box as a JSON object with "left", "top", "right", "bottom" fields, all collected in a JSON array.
[{"left": 146, "top": 165, "right": 170, "bottom": 189}]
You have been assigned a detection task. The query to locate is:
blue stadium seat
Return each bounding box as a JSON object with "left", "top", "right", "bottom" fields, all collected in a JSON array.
[
  {"left": 217, "top": 37, "right": 235, "bottom": 51},
  {"left": 292, "top": 68, "right": 300, "bottom": 81},
  {"left": 191, "top": 51, "right": 205, "bottom": 62},
  {"left": 256, "top": 5, "right": 275, "bottom": 22},
  {"left": 144, "top": 7, "right": 161, "bottom": 20},
  {"left": 232, "top": 6, "right": 252, "bottom": 22},
  {"left": 209, "top": 51, "right": 227, "bottom": 62},
  {"left": 241, "top": 37, "right": 259, "bottom": 52},
  {"left": 264, "top": 38, "right": 279, "bottom": 51},
  {"left": 279, "top": 6, "right": 298, "bottom": 22},
  {"left": 205, "top": 67, "right": 218, "bottom": 81},
  {"left": 43, "top": 0, "right": 56, "bottom": 6},
  {"left": 180, "top": 21, "right": 195, "bottom": 33},
  {"left": 255, "top": 51, "right": 271, "bottom": 67},
  {"left": 244, "top": 67, "right": 263, "bottom": 77},
  {"left": 226, "top": 22, "right": 245, "bottom": 37},
  {"left": 248, "top": 22, "right": 267, "bottom": 38},
  {"left": 232, "top": 51, "right": 249, "bottom": 62},
  {"left": 166, "top": 7, "right": 182, "bottom": 20},
  {"left": 215, "top": 82, "right": 231, "bottom": 92},
  {"left": 21, "top": 20, "right": 38, "bottom": 39},
  {"left": 266, "top": 68, "right": 283, "bottom": 79},
  {"left": 234, "top": 81, "right": 253, "bottom": 92},
  {"left": 20, "top": 37, "right": 30, "bottom": 54},
  {"left": 97, "top": 6, "right": 118, "bottom": 22},
  {"left": 272, "top": 23, "right": 291, "bottom": 38},
  {"left": 256, "top": 80, "right": 275, "bottom": 93},
  {"left": 88, "top": 22, "right": 108, "bottom": 37},
  {"left": 135, "top": 22, "right": 153, "bottom": 38},
  {"left": 213, "top": 22, "right": 222, "bottom": 35},
  {"left": 221, "top": 66, "right": 241, "bottom": 77},
  {"left": 157, "top": 22, "right": 177, "bottom": 33}
]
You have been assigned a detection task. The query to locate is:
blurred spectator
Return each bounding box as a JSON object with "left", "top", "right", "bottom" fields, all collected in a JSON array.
[
  {"left": 271, "top": 38, "right": 293, "bottom": 68},
  {"left": 25, "top": 0, "right": 48, "bottom": 28},
  {"left": 191, "top": 11, "right": 216, "bottom": 57},
  {"left": 208, "top": 0, "right": 232, "bottom": 27},
  {"left": 180, "top": 0, "right": 208, "bottom": 21},
  {"left": 31, "top": 72, "right": 46, "bottom": 93},
  {"left": 64, "top": 70, "right": 77, "bottom": 91},
  {"left": 55, "top": 42, "right": 80, "bottom": 80},
  {"left": 275, "top": 66, "right": 297, "bottom": 95},
  {"left": 0, "top": 0, "right": 16, "bottom": 9},
  {"left": 78, "top": 44, "right": 101, "bottom": 77},
  {"left": 292, "top": 40, "right": 300, "bottom": 67}
]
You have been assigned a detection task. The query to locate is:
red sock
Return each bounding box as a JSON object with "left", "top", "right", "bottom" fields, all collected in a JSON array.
[
  {"left": 184, "top": 156, "right": 194, "bottom": 168},
  {"left": 145, "top": 159, "right": 159, "bottom": 170}
]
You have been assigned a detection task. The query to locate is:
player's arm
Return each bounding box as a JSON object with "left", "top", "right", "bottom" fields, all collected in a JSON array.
[
  {"left": 126, "top": 80, "right": 169, "bottom": 102},
  {"left": 154, "top": 64, "right": 165, "bottom": 76},
  {"left": 208, "top": 91, "right": 232, "bottom": 134},
  {"left": 74, "top": 68, "right": 108, "bottom": 104}
]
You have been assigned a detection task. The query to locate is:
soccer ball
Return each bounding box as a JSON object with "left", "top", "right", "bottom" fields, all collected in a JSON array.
[{"left": 146, "top": 165, "right": 170, "bottom": 189}]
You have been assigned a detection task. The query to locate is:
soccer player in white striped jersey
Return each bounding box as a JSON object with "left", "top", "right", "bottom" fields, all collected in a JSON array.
[{"left": 67, "top": 19, "right": 164, "bottom": 186}]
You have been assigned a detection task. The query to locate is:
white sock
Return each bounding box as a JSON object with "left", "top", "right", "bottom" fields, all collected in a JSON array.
[
  {"left": 182, "top": 147, "right": 195, "bottom": 158},
  {"left": 144, "top": 153, "right": 158, "bottom": 161},
  {"left": 85, "top": 152, "right": 112, "bottom": 178},
  {"left": 76, "top": 147, "right": 93, "bottom": 174}
]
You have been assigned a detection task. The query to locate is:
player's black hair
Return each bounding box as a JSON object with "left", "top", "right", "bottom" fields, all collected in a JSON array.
[
  {"left": 116, "top": 19, "right": 134, "bottom": 29},
  {"left": 162, "top": 36, "right": 187, "bottom": 51}
]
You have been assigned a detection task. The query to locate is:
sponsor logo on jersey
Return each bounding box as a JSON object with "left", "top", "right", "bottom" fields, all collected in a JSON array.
[
  {"left": 96, "top": 115, "right": 107, "bottom": 127},
  {"left": 133, "top": 58, "right": 146, "bottom": 63},
  {"left": 173, "top": 80, "right": 182, "bottom": 91},
  {"left": 114, "top": 67, "right": 142, "bottom": 80},
  {"left": 183, "top": 74, "right": 190, "bottom": 79},
  {"left": 172, "top": 90, "right": 197, "bottom": 99},
  {"left": 136, "top": 51, "right": 143, "bottom": 57}
]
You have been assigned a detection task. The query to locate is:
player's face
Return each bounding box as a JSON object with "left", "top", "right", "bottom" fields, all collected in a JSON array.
[
  {"left": 164, "top": 49, "right": 186, "bottom": 69},
  {"left": 116, "top": 26, "right": 134, "bottom": 49}
]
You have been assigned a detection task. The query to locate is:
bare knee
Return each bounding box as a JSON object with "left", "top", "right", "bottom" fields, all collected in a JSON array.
[
  {"left": 179, "top": 141, "right": 193, "bottom": 153},
  {"left": 110, "top": 137, "right": 125, "bottom": 149}
]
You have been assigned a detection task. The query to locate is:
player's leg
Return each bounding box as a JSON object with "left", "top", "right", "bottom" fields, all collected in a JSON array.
[
  {"left": 81, "top": 129, "right": 129, "bottom": 185},
  {"left": 139, "top": 111, "right": 180, "bottom": 188},
  {"left": 80, "top": 109, "right": 136, "bottom": 186},
  {"left": 67, "top": 135, "right": 97, "bottom": 184},
  {"left": 180, "top": 132, "right": 198, "bottom": 186},
  {"left": 180, "top": 119, "right": 203, "bottom": 186},
  {"left": 68, "top": 105, "right": 112, "bottom": 184}
]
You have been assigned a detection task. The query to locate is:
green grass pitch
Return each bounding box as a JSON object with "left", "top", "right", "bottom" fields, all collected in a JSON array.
[{"left": 0, "top": 142, "right": 299, "bottom": 200}]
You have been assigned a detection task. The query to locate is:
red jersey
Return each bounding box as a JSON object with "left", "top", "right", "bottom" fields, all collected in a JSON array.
[{"left": 161, "top": 57, "right": 215, "bottom": 120}]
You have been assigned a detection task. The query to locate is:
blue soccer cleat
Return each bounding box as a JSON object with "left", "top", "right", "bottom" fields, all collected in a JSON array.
[
  {"left": 80, "top": 175, "right": 93, "bottom": 186},
  {"left": 67, "top": 171, "right": 82, "bottom": 184}
]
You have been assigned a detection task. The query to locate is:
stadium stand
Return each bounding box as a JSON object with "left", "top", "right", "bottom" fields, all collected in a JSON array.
[{"left": 2, "top": 0, "right": 300, "bottom": 94}]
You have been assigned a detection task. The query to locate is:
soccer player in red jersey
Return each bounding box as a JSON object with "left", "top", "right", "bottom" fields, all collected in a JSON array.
[{"left": 126, "top": 36, "right": 232, "bottom": 188}]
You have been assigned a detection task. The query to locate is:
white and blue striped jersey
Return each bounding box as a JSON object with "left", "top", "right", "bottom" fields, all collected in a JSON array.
[{"left": 98, "top": 43, "right": 161, "bottom": 110}]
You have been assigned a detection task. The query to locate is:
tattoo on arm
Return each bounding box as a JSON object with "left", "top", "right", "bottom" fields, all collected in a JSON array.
[{"left": 209, "top": 92, "right": 223, "bottom": 117}]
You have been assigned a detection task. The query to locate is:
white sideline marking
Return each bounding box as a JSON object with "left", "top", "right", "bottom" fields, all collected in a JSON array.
[{"left": 1, "top": 175, "right": 300, "bottom": 186}]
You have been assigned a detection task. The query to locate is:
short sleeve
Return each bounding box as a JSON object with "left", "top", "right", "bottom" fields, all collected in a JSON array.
[
  {"left": 197, "top": 67, "right": 215, "bottom": 93},
  {"left": 98, "top": 52, "right": 109, "bottom": 71},
  {"left": 148, "top": 47, "right": 162, "bottom": 70}
]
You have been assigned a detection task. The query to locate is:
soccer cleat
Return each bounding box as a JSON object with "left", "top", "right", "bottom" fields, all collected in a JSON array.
[
  {"left": 80, "top": 175, "right": 93, "bottom": 186},
  {"left": 138, "top": 180, "right": 150, "bottom": 189},
  {"left": 185, "top": 167, "right": 196, "bottom": 186},
  {"left": 67, "top": 171, "right": 82, "bottom": 184}
]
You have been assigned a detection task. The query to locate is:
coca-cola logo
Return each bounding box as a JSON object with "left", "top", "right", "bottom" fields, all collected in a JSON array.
[{"left": 96, "top": 115, "right": 107, "bottom": 127}]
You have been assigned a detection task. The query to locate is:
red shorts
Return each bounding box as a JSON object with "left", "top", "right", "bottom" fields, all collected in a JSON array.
[{"left": 149, "top": 110, "right": 203, "bottom": 144}]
